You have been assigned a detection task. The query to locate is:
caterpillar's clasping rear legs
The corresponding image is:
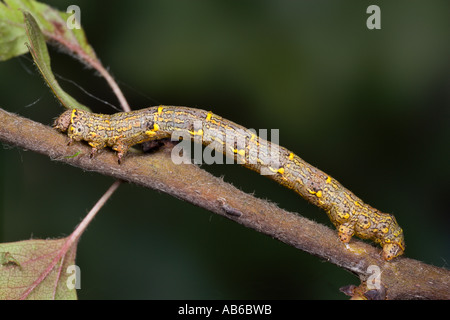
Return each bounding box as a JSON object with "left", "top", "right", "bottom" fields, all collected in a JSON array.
[
  {"left": 337, "top": 225, "right": 354, "bottom": 243},
  {"left": 382, "top": 243, "right": 404, "bottom": 261}
]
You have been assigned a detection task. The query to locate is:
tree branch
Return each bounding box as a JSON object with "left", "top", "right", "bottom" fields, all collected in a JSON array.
[{"left": 1, "top": 107, "right": 449, "bottom": 299}]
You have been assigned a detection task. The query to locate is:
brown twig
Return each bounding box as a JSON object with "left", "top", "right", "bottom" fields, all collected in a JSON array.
[{"left": 0, "top": 107, "right": 449, "bottom": 299}]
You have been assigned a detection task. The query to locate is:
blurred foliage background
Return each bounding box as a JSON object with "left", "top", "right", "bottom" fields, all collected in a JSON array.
[{"left": 0, "top": 0, "right": 449, "bottom": 299}]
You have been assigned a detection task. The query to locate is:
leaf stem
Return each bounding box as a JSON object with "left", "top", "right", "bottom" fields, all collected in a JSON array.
[
  {"left": 90, "top": 60, "right": 132, "bottom": 112},
  {"left": 69, "top": 180, "right": 122, "bottom": 242},
  {"left": 18, "top": 180, "right": 121, "bottom": 299},
  {"left": 44, "top": 30, "right": 131, "bottom": 112}
]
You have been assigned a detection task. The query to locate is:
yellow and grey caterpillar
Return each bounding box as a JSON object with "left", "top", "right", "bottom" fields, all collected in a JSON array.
[{"left": 54, "top": 106, "right": 405, "bottom": 260}]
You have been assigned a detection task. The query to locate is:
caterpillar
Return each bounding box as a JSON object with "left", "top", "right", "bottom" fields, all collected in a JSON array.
[{"left": 54, "top": 106, "right": 405, "bottom": 260}]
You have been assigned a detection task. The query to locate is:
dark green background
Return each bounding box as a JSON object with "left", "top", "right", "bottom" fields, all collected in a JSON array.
[{"left": 1, "top": 0, "right": 449, "bottom": 299}]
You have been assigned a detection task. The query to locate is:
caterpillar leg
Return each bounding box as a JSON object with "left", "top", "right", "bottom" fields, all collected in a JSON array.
[
  {"left": 89, "top": 148, "right": 98, "bottom": 159},
  {"left": 111, "top": 142, "right": 130, "bottom": 164},
  {"left": 88, "top": 141, "right": 106, "bottom": 159}
]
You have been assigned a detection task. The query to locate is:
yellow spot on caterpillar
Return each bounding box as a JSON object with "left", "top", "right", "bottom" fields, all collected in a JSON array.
[
  {"left": 340, "top": 212, "right": 350, "bottom": 219},
  {"left": 190, "top": 129, "right": 204, "bottom": 136},
  {"left": 70, "top": 109, "right": 77, "bottom": 122},
  {"left": 206, "top": 112, "right": 212, "bottom": 121},
  {"left": 308, "top": 189, "right": 323, "bottom": 198},
  {"left": 233, "top": 149, "right": 245, "bottom": 157},
  {"left": 278, "top": 167, "right": 285, "bottom": 174},
  {"left": 326, "top": 176, "right": 332, "bottom": 184},
  {"left": 158, "top": 106, "right": 163, "bottom": 115},
  {"left": 144, "top": 122, "right": 160, "bottom": 136},
  {"left": 145, "top": 130, "right": 157, "bottom": 137},
  {"left": 289, "top": 153, "right": 294, "bottom": 160}
]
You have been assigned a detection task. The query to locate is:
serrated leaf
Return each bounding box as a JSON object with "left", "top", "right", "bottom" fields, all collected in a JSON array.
[
  {"left": 0, "top": 238, "right": 78, "bottom": 300},
  {"left": 0, "top": 0, "right": 97, "bottom": 63}
]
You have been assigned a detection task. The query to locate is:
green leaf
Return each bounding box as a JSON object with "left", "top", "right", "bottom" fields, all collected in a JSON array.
[
  {"left": 0, "top": 0, "right": 28, "bottom": 60},
  {"left": 23, "top": 10, "right": 90, "bottom": 111},
  {"left": 0, "top": 0, "right": 97, "bottom": 63},
  {"left": 0, "top": 238, "right": 78, "bottom": 300},
  {"left": 23, "top": 10, "right": 51, "bottom": 72}
]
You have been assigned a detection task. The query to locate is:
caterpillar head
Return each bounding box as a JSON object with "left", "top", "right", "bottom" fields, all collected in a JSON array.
[
  {"left": 54, "top": 109, "right": 73, "bottom": 132},
  {"left": 382, "top": 232, "right": 405, "bottom": 261}
]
